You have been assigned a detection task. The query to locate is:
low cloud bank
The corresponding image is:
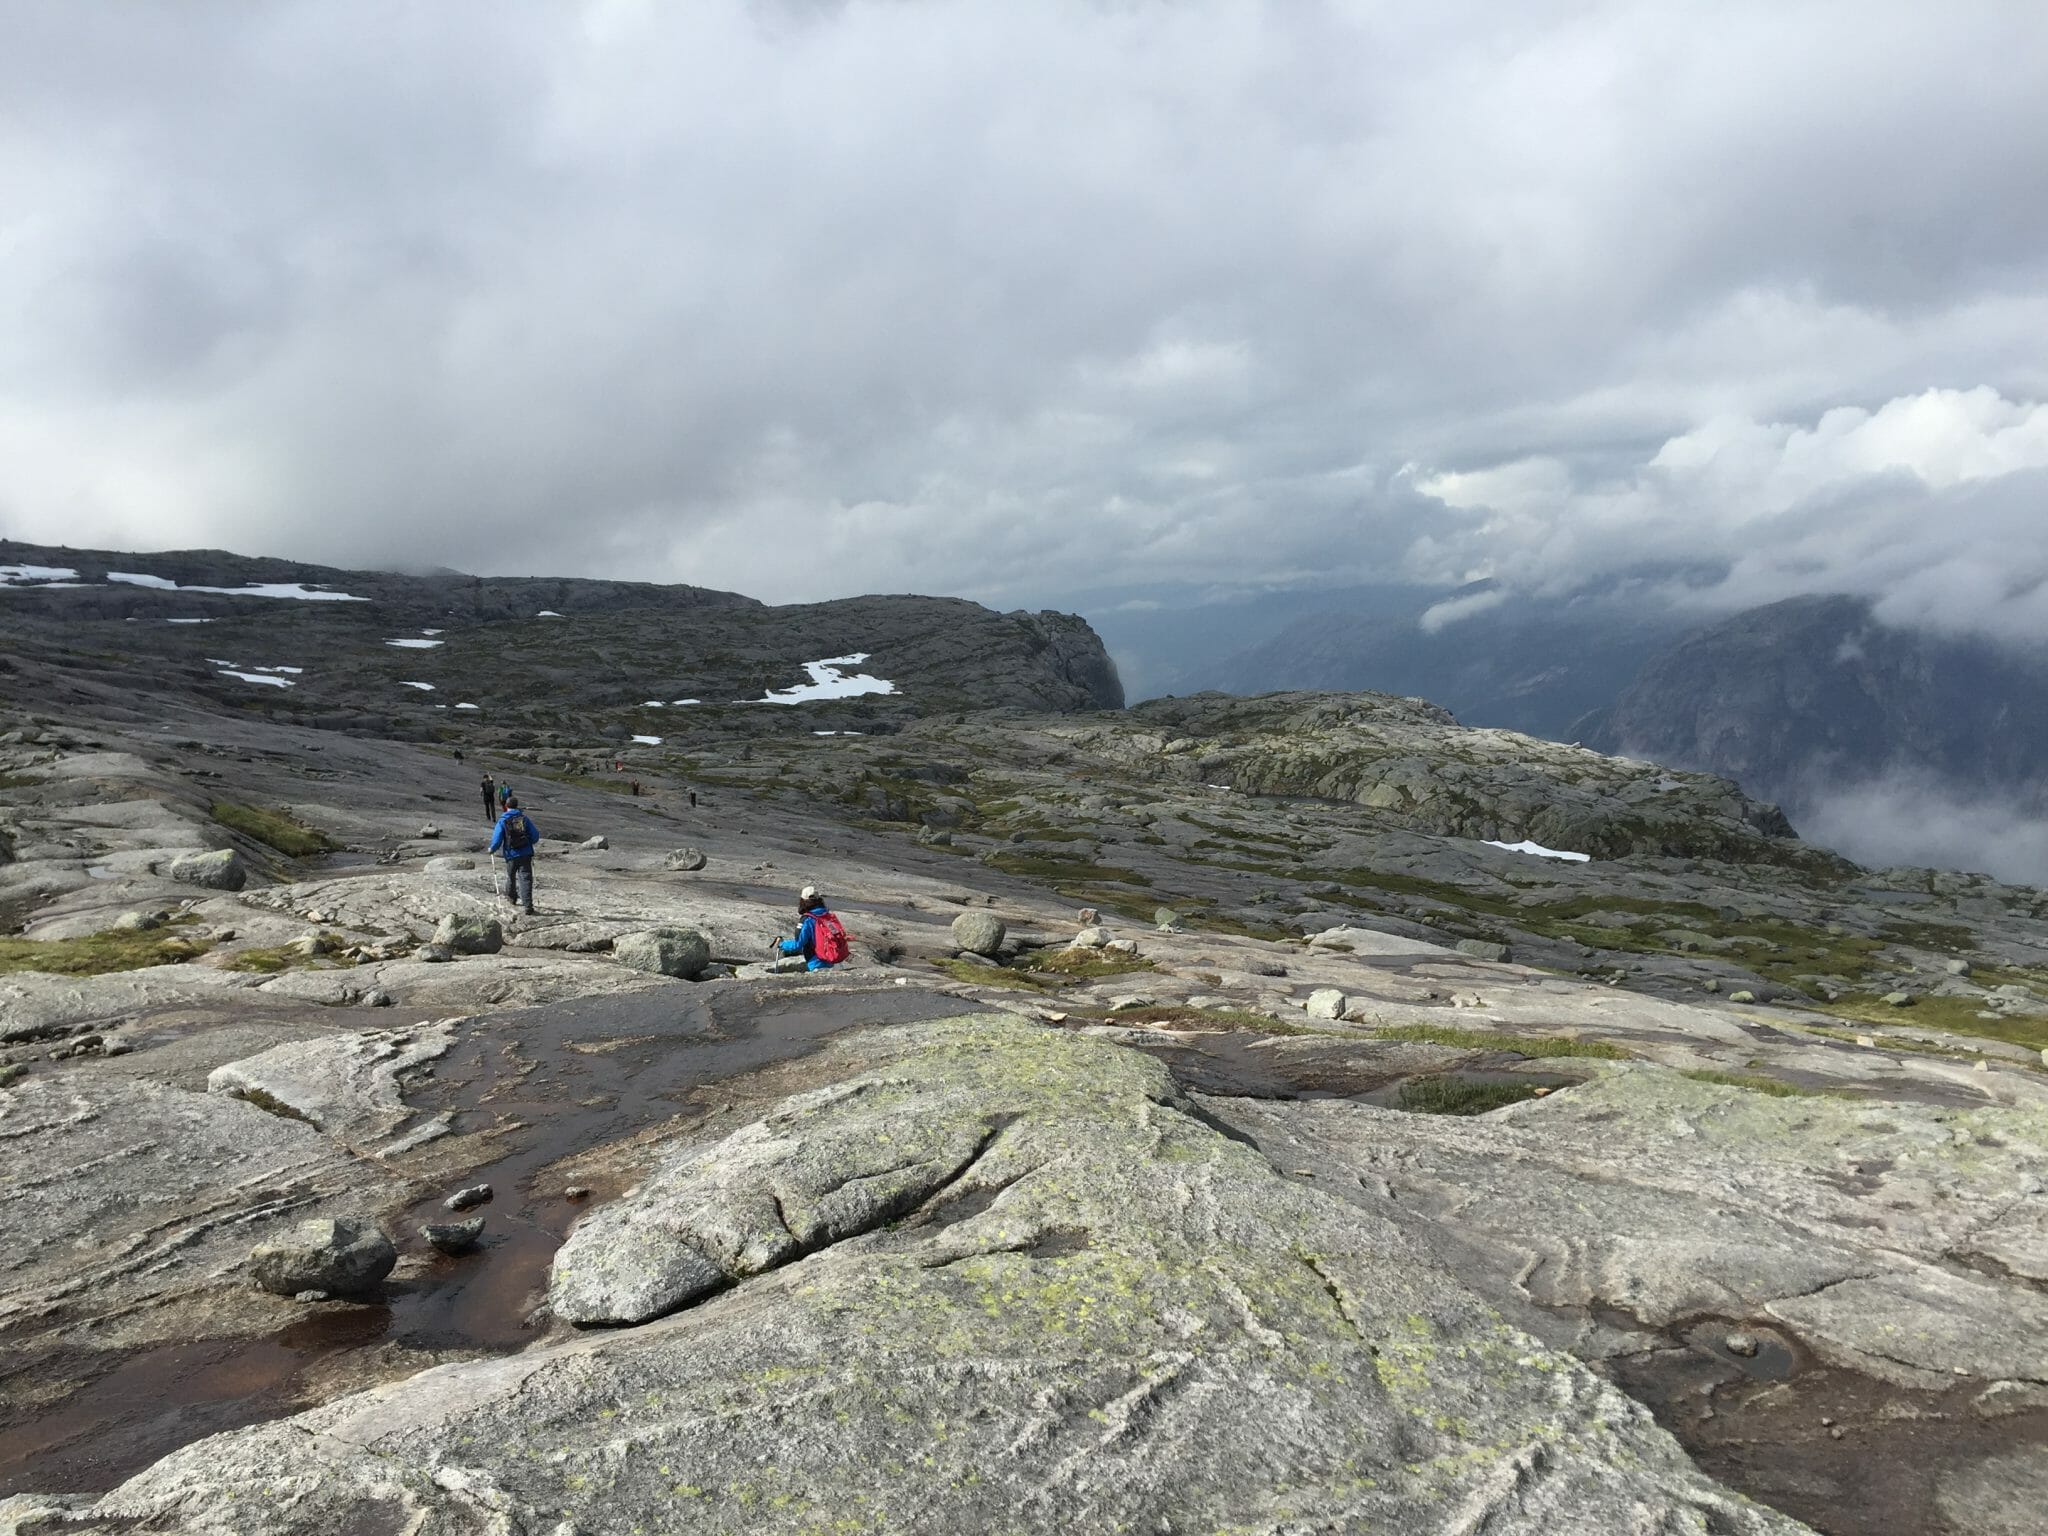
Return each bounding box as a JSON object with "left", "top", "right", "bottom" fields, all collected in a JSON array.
[{"left": 1792, "top": 773, "right": 2048, "bottom": 888}]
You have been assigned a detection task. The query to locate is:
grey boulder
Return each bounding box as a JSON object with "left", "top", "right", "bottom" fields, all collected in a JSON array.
[
  {"left": 431, "top": 913, "right": 503, "bottom": 954},
  {"left": 949, "top": 910, "right": 1005, "bottom": 956},
  {"left": 614, "top": 926, "right": 711, "bottom": 980},
  {"left": 663, "top": 846, "right": 708, "bottom": 871},
  {"left": 166, "top": 848, "right": 245, "bottom": 891},
  {"left": 422, "top": 1218, "right": 485, "bottom": 1255},
  {"left": 248, "top": 1217, "right": 395, "bottom": 1298}
]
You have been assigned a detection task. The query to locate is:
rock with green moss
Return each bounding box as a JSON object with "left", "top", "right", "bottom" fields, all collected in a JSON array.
[{"left": 77, "top": 1016, "right": 1809, "bottom": 1534}]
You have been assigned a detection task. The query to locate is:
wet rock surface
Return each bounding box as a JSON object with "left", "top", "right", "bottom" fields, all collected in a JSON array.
[{"left": 248, "top": 1217, "right": 396, "bottom": 1298}]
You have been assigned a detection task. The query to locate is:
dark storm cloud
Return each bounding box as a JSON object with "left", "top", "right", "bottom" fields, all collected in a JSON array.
[{"left": 1, "top": 0, "right": 2044, "bottom": 621}]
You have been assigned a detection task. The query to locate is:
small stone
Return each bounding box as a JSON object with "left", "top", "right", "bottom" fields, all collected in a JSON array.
[
  {"left": 249, "top": 1217, "right": 396, "bottom": 1297},
  {"left": 414, "top": 943, "right": 454, "bottom": 963},
  {"left": 111, "top": 909, "right": 168, "bottom": 932},
  {"left": 1454, "top": 939, "right": 1510, "bottom": 964},
  {"left": 564, "top": 1186, "right": 591, "bottom": 1200},
  {"left": 1701, "top": 978, "right": 1721, "bottom": 993},
  {"left": 1070, "top": 926, "right": 1112, "bottom": 949},
  {"left": 445, "top": 1183, "right": 493, "bottom": 1212},
  {"left": 1854, "top": 1034, "right": 1877, "bottom": 1047},
  {"left": 579, "top": 835, "right": 608, "bottom": 851},
  {"left": 1728, "top": 989, "right": 1757, "bottom": 1004},
  {"left": 418, "top": 824, "right": 441, "bottom": 839},
  {"left": 1304, "top": 988, "right": 1345, "bottom": 1021},
  {"left": 1153, "top": 907, "right": 1183, "bottom": 933},
  {"left": 950, "top": 911, "right": 1006, "bottom": 957},
  {"left": 1076, "top": 908, "right": 1099, "bottom": 925},
  {"left": 1247, "top": 959, "right": 1288, "bottom": 978},
  {"left": 102, "top": 1041, "right": 133, "bottom": 1057},
  {"left": 1724, "top": 1331, "right": 1759, "bottom": 1357},
  {"left": 614, "top": 926, "right": 712, "bottom": 980},
  {"left": 1828, "top": 1426, "right": 1844, "bottom": 1440},
  {"left": 167, "top": 848, "right": 246, "bottom": 891},
  {"left": 1104, "top": 938, "right": 1139, "bottom": 955},
  {"left": 431, "top": 914, "right": 503, "bottom": 955},
  {"left": 663, "top": 847, "right": 708, "bottom": 872},
  {"left": 1883, "top": 991, "right": 1915, "bottom": 1008},
  {"left": 0, "top": 1064, "right": 27, "bottom": 1088},
  {"left": 1106, "top": 995, "right": 1156, "bottom": 1013},
  {"left": 293, "top": 1290, "right": 331, "bottom": 1304},
  {"left": 422, "top": 1218, "right": 485, "bottom": 1255},
  {"left": 1945, "top": 958, "right": 1972, "bottom": 976}
]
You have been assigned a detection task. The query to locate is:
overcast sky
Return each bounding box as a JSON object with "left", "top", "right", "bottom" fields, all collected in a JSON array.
[{"left": 3, "top": 0, "right": 2045, "bottom": 635}]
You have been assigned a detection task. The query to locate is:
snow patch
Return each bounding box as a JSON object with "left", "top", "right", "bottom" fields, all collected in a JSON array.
[
  {"left": 0, "top": 563, "right": 78, "bottom": 585},
  {"left": 671, "top": 698, "right": 700, "bottom": 705},
  {"left": 399, "top": 681, "right": 436, "bottom": 691},
  {"left": 421, "top": 629, "right": 443, "bottom": 636},
  {"left": 165, "top": 618, "right": 213, "bottom": 624},
  {"left": 750, "top": 654, "right": 897, "bottom": 705},
  {"left": 537, "top": 610, "right": 562, "bottom": 618},
  {"left": 385, "top": 638, "right": 444, "bottom": 649},
  {"left": 219, "top": 669, "right": 294, "bottom": 689},
  {"left": 631, "top": 735, "right": 663, "bottom": 745},
  {"left": 642, "top": 700, "right": 665, "bottom": 708},
  {"left": 109, "top": 572, "right": 366, "bottom": 601},
  {"left": 455, "top": 702, "right": 480, "bottom": 710},
  {"left": 1483, "top": 839, "right": 1591, "bottom": 863}
]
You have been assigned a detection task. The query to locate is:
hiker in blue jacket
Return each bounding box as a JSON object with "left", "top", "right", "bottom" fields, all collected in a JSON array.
[
  {"left": 489, "top": 794, "right": 540, "bottom": 914},
  {"left": 775, "top": 885, "right": 850, "bottom": 970}
]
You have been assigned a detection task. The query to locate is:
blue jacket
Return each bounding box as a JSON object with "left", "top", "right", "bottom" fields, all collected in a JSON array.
[
  {"left": 488, "top": 809, "right": 539, "bottom": 861},
  {"left": 779, "top": 910, "right": 838, "bottom": 970}
]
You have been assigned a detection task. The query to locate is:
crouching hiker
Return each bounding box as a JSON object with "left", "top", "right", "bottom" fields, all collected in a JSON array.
[
  {"left": 490, "top": 793, "right": 540, "bottom": 914},
  {"left": 775, "top": 885, "right": 850, "bottom": 970}
]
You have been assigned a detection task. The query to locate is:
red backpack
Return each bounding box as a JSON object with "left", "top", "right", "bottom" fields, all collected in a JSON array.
[{"left": 810, "top": 910, "right": 850, "bottom": 965}]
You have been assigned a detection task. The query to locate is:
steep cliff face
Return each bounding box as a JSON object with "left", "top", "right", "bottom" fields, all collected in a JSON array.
[{"left": 1583, "top": 595, "right": 2048, "bottom": 812}]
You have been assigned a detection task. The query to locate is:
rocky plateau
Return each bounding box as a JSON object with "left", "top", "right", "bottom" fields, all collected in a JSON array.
[{"left": 2, "top": 548, "right": 2046, "bottom": 1535}]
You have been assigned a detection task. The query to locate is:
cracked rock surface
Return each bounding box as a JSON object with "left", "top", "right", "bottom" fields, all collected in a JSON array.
[{"left": 41, "top": 1017, "right": 1807, "bottom": 1535}]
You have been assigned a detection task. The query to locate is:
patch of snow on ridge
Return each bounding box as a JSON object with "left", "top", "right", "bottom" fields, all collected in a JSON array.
[
  {"left": 399, "top": 681, "right": 435, "bottom": 690},
  {"left": 672, "top": 698, "right": 700, "bottom": 705},
  {"left": 421, "top": 629, "right": 443, "bottom": 636},
  {"left": 219, "top": 670, "right": 294, "bottom": 688},
  {"left": 1484, "top": 839, "right": 1591, "bottom": 863},
  {"left": 165, "top": 618, "right": 212, "bottom": 624},
  {"left": 109, "top": 572, "right": 366, "bottom": 601},
  {"left": 643, "top": 700, "right": 664, "bottom": 708},
  {"left": 751, "top": 653, "right": 897, "bottom": 705},
  {"left": 455, "top": 702, "right": 479, "bottom": 710},
  {"left": 631, "top": 735, "right": 663, "bottom": 745},
  {"left": 385, "top": 638, "right": 443, "bottom": 649},
  {"left": 537, "top": 610, "right": 562, "bottom": 617},
  {"left": 0, "top": 563, "right": 80, "bottom": 585}
]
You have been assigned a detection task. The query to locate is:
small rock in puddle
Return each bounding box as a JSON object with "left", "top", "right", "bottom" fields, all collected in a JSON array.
[
  {"left": 422, "top": 1218, "right": 485, "bottom": 1256},
  {"left": 249, "top": 1218, "right": 396, "bottom": 1298},
  {"left": 444, "top": 1183, "right": 492, "bottom": 1211}
]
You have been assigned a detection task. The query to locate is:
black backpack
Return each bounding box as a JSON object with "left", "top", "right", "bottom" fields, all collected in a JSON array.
[{"left": 502, "top": 813, "right": 533, "bottom": 854}]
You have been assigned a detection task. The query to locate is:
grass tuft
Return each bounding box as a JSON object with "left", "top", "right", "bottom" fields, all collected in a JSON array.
[
  {"left": 0, "top": 919, "right": 210, "bottom": 977},
  {"left": 1396, "top": 1076, "right": 1547, "bottom": 1115},
  {"left": 1368, "top": 1024, "right": 1631, "bottom": 1060},
  {"left": 1680, "top": 1068, "right": 1823, "bottom": 1099},
  {"left": 210, "top": 801, "right": 335, "bottom": 857}
]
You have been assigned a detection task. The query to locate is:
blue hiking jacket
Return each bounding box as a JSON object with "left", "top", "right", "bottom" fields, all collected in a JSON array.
[
  {"left": 489, "top": 809, "right": 539, "bottom": 861},
  {"left": 779, "top": 910, "right": 838, "bottom": 970}
]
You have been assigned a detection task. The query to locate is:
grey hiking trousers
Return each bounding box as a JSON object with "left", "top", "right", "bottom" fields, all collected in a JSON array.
[{"left": 502, "top": 856, "right": 533, "bottom": 910}]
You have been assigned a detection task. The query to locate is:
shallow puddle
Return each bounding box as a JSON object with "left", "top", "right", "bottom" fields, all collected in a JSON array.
[{"left": 0, "top": 980, "right": 971, "bottom": 1497}]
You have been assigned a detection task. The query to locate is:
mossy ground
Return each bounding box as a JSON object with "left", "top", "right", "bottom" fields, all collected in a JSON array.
[
  {"left": 210, "top": 800, "right": 335, "bottom": 857},
  {"left": 1368, "top": 1024, "right": 1630, "bottom": 1061},
  {"left": 1679, "top": 1068, "right": 1829, "bottom": 1099},
  {"left": 1013, "top": 947, "right": 1155, "bottom": 981},
  {"left": 1396, "top": 1076, "right": 1547, "bottom": 1115},
  {"left": 0, "top": 918, "right": 210, "bottom": 976}
]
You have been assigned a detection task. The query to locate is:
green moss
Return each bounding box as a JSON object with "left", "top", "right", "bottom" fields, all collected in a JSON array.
[
  {"left": 1396, "top": 1076, "right": 1546, "bottom": 1115},
  {"left": 210, "top": 801, "right": 335, "bottom": 857},
  {"left": 1679, "top": 1068, "right": 1825, "bottom": 1099},
  {"left": 928, "top": 958, "right": 1064, "bottom": 991},
  {"left": 0, "top": 918, "right": 211, "bottom": 976},
  {"left": 1368, "top": 1024, "right": 1630, "bottom": 1060},
  {"left": 1818, "top": 994, "right": 2048, "bottom": 1054},
  {"left": 1013, "top": 947, "right": 1155, "bottom": 980},
  {"left": 985, "top": 851, "right": 1152, "bottom": 887}
]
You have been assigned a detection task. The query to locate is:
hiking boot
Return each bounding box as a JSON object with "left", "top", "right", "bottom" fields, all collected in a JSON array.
[{"left": 522, "top": 905, "right": 536, "bottom": 916}]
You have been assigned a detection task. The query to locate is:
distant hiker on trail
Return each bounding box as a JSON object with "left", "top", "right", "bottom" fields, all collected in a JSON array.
[
  {"left": 774, "top": 886, "right": 849, "bottom": 970},
  {"left": 480, "top": 774, "right": 497, "bottom": 823},
  {"left": 498, "top": 782, "right": 513, "bottom": 811},
  {"left": 490, "top": 793, "right": 540, "bottom": 915}
]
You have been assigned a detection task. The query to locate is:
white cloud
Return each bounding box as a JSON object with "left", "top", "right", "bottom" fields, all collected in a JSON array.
[
  {"left": 1418, "top": 589, "right": 1508, "bottom": 634},
  {"left": 0, "top": 3, "right": 2041, "bottom": 616}
]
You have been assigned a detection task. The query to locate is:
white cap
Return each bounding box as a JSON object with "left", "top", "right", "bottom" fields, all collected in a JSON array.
[{"left": 800, "top": 885, "right": 822, "bottom": 903}]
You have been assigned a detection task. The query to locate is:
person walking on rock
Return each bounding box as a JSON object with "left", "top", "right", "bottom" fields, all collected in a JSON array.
[
  {"left": 775, "top": 885, "right": 850, "bottom": 970},
  {"left": 489, "top": 793, "right": 540, "bottom": 914},
  {"left": 480, "top": 774, "right": 497, "bottom": 824}
]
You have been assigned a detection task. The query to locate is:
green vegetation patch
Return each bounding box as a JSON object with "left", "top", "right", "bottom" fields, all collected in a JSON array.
[
  {"left": 0, "top": 920, "right": 210, "bottom": 977},
  {"left": 1818, "top": 993, "right": 2048, "bottom": 1054},
  {"left": 929, "top": 957, "right": 1064, "bottom": 991},
  {"left": 1369, "top": 1024, "right": 1630, "bottom": 1061},
  {"left": 1091, "top": 1004, "right": 1308, "bottom": 1034},
  {"left": 210, "top": 801, "right": 335, "bottom": 857},
  {"left": 985, "top": 851, "right": 1153, "bottom": 887},
  {"left": 1679, "top": 1068, "right": 1825, "bottom": 1099},
  {"left": 1396, "top": 1076, "right": 1547, "bottom": 1115},
  {"left": 1014, "top": 947, "right": 1156, "bottom": 981}
]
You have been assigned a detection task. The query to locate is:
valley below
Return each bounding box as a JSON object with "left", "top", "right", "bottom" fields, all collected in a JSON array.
[{"left": 3, "top": 547, "right": 2047, "bottom": 1535}]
